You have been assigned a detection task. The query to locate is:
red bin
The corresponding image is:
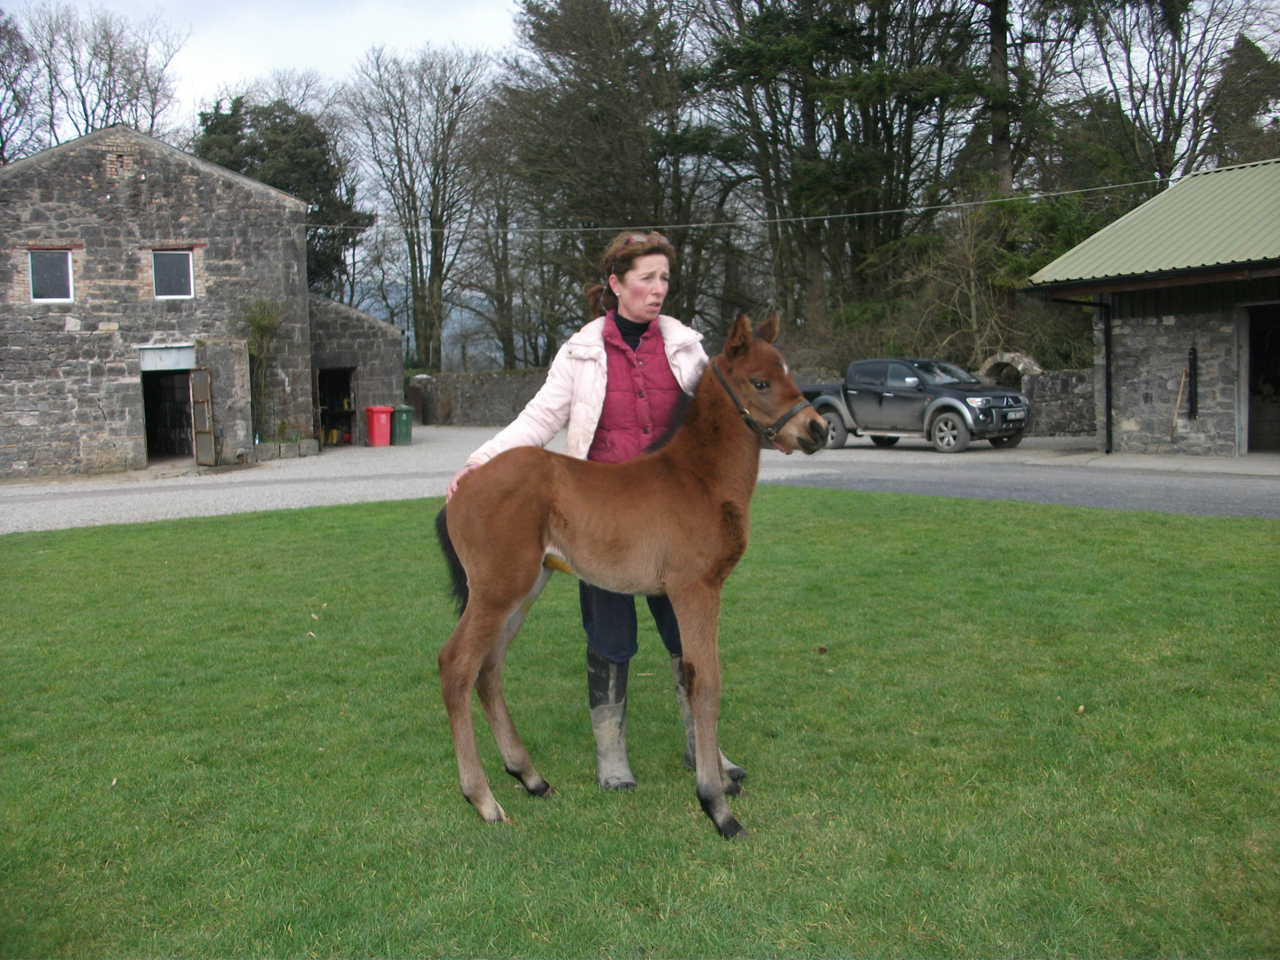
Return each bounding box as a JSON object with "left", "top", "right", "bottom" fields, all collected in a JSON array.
[{"left": 366, "top": 405, "right": 394, "bottom": 446}]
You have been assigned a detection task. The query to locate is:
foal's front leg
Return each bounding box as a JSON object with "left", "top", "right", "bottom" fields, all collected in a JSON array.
[{"left": 669, "top": 584, "right": 744, "bottom": 839}]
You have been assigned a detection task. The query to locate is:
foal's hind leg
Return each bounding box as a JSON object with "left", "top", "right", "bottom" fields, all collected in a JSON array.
[
  {"left": 477, "top": 568, "right": 554, "bottom": 797},
  {"left": 439, "top": 601, "right": 515, "bottom": 824}
]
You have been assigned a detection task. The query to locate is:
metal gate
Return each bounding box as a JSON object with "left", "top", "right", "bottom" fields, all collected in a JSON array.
[{"left": 191, "top": 368, "right": 215, "bottom": 466}]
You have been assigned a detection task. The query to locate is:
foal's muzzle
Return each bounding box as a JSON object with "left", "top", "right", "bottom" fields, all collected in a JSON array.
[{"left": 798, "top": 415, "right": 828, "bottom": 455}]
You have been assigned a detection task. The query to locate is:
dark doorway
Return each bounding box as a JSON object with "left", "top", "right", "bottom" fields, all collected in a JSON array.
[
  {"left": 1248, "top": 305, "right": 1280, "bottom": 452},
  {"left": 318, "top": 368, "right": 356, "bottom": 446},
  {"left": 142, "top": 370, "right": 193, "bottom": 460}
]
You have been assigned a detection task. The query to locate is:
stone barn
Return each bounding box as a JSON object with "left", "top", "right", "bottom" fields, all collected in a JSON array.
[
  {"left": 0, "top": 126, "right": 403, "bottom": 478},
  {"left": 1027, "top": 157, "right": 1280, "bottom": 457}
]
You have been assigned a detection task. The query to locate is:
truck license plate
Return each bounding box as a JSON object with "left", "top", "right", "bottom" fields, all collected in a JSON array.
[{"left": 1005, "top": 409, "right": 1025, "bottom": 420}]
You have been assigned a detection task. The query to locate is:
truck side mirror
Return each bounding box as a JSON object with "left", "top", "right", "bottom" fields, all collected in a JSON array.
[{"left": 904, "top": 376, "right": 920, "bottom": 388}]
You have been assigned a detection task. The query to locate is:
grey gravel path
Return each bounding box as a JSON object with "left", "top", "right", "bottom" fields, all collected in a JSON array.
[{"left": 2, "top": 427, "right": 1277, "bottom": 534}]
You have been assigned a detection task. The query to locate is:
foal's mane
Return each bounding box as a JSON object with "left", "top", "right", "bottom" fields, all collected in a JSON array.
[{"left": 645, "top": 386, "right": 696, "bottom": 453}]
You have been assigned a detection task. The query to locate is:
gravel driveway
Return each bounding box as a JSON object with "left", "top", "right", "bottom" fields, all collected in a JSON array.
[{"left": 2, "top": 427, "right": 1277, "bottom": 534}]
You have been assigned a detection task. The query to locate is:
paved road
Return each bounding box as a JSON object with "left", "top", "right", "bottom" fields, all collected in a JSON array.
[
  {"left": 767, "top": 437, "right": 1280, "bottom": 519},
  {"left": 2, "top": 427, "right": 1278, "bottom": 535}
]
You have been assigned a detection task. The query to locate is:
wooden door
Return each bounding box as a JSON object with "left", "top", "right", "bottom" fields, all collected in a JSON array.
[{"left": 191, "top": 368, "right": 215, "bottom": 466}]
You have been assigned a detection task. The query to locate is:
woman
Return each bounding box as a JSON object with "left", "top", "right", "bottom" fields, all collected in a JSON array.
[{"left": 447, "top": 230, "right": 745, "bottom": 791}]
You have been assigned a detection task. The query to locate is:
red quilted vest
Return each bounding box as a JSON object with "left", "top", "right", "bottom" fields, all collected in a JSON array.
[{"left": 588, "top": 314, "right": 684, "bottom": 463}]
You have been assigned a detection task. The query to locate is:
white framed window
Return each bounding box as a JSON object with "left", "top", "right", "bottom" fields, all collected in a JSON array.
[
  {"left": 30, "top": 249, "right": 74, "bottom": 302},
  {"left": 153, "top": 250, "right": 194, "bottom": 299}
]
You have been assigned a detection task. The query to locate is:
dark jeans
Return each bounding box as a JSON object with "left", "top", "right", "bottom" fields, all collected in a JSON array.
[{"left": 580, "top": 581, "right": 682, "bottom": 664}]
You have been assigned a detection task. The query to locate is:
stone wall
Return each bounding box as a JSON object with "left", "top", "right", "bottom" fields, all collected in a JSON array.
[
  {"left": 1100, "top": 310, "right": 1237, "bottom": 455},
  {"left": 1023, "top": 369, "right": 1093, "bottom": 435},
  {"left": 411, "top": 365, "right": 1097, "bottom": 435},
  {"left": 0, "top": 127, "right": 311, "bottom": 476},
  {"left": 409, "top": 370, "right": 551, "bottom": 427}
]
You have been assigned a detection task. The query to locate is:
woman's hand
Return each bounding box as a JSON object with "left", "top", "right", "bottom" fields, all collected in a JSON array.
[{"left": 446, "top": 463, "right": 479, "bottom": 501}]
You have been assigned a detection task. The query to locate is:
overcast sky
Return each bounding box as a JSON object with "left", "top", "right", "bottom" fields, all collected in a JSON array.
[{"left": 89, "top": 0, "right": 520, "bottom": 122}]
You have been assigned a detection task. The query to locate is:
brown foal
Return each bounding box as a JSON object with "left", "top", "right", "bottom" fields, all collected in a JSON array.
[{"left": 434, "top": 313, "right": 828, "bottom": 837}]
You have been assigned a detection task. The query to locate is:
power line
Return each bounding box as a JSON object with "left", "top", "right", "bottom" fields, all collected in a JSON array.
[{"left": 305, "top": 175, "right": 1163, "bottom": 235}]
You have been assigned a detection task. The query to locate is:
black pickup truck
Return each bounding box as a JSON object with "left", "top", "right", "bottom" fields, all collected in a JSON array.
[{"left": 803, "top": 358, "right": 1031, "bottom": 453}]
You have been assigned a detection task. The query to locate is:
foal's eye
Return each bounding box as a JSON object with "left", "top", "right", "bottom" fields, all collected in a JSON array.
[{"left": 751, "top": 379, "right": 770, "bottom": 391}]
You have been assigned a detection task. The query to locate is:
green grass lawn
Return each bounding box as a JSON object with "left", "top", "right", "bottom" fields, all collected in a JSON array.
[{"left": 2, "top": 487, "right": 1277, "bottom": 958}]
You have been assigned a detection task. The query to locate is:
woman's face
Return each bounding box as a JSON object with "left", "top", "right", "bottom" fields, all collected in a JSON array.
[{"left": 610, "top": 253, "right": 670, "bottom": 323}]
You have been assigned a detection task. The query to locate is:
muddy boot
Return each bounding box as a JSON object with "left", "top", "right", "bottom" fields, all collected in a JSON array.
[
  {"left": 672, "top": 656, "right": 747, "bottom": 783},
  {"left": 587, "top": 649, "right": 636, "bottom": 790}
]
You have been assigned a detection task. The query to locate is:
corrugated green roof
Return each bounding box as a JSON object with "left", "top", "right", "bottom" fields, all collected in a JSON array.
[{"left": 1028, "top": 156, "right": 1280, "bottom": 290}]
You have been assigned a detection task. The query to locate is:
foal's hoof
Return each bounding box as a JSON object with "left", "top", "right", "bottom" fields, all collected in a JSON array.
[
  {"left": 697, "top": 788, "right": 746, "bottom": 839},
  {"left": 725, "top": 778, "right": 743, "bottom": 797},
  {"left": 506, "top": 767, "right": 555, "bottom": 798},
  {"left": 476, "top": 801, "right": 511, "bottom": 825},
  {"left": 717, "top": 817, "right": 746, "bottom": 840}
]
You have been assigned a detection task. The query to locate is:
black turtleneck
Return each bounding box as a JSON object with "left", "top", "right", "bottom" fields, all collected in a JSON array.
[{"left": 614, "top": 313, "right": 650, "bottom": 351}]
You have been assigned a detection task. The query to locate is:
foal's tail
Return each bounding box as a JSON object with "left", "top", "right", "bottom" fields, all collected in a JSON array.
[{"left": 434, "top": 507, "right": 469, "bottom": 615}]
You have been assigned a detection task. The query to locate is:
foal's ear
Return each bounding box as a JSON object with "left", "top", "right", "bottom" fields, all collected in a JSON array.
[
  {"left": 755, "top": 311, "right": 780, "bottom": 344},
  {"left": 725, "top": 313, "right": 753, "bottom": 358}
]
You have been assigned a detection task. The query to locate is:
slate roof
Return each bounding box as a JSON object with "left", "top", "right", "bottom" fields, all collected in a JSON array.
[{"left": 1027, "top": 156, "right": 1280, "bottom": 292}]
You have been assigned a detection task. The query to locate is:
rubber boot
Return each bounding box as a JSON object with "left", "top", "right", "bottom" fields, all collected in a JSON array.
[
  {"left": 587, "top": 649, "right": 636, "bottom": 790},
  {"left": 672, "top": 656, "right": 747, "bottom": 783}
]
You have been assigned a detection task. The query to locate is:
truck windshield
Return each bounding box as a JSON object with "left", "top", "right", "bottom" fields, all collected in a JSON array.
[{"left": 913, "top": 361, "right": 980, "bottom": 385}]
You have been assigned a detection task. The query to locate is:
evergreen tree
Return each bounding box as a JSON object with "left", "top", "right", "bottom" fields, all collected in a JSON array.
[
  {"left": 194, "top": 97, "right": 373, "bottom": 297},
  {"left": 1204, "top": 35, "right": 1280, "bottom": 166}
]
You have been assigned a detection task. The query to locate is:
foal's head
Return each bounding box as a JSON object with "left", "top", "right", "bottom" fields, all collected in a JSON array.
[{"left": 717, "top": 313, "right": 828, "bottom": 455}]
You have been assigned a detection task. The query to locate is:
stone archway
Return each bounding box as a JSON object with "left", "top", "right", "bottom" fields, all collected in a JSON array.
[{"left": 979, "top": 351, "right": 1044, "bottom": 387}]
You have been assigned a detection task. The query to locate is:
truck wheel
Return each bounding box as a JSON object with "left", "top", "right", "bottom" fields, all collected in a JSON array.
[
  {"left": 822, "top": 410, "right": 848, "bottom": 448},
  {"left": 930, "top": 411, "right": 970, "bottom": 453},
  {"left": 989, "top": 433, "right": 1024, "bottom": 449},
  {"left": 870, "top": 436, "right": 899, "bottom": 448}
]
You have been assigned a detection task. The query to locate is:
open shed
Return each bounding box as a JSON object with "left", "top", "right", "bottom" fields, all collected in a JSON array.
[{"left": 1026, "top": 157, "right": 1280, "bottom": 456}]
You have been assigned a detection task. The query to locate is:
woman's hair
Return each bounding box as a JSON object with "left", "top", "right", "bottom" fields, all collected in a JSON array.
[{"left": 586, "top": 231, "right": 677, "bottom": 316}]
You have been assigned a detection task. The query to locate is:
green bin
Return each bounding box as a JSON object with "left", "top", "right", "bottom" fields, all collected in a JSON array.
[{"left": 391, "top": 404, "right": 414, "bottom": 445}]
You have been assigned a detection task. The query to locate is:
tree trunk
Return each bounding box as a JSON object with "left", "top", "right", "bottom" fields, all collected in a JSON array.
[{"left": 989, "top": 0, "right": 1013, "bottom": 194}]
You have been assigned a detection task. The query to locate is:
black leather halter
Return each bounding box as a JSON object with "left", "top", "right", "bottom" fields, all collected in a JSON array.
[{"left": 712, "top": 358, "right": 813, "bottom": 444}]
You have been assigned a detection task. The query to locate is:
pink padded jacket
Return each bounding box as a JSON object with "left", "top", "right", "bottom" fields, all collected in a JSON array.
[{"left": 462, "top": 313, "right": 708, "bottom": 471}]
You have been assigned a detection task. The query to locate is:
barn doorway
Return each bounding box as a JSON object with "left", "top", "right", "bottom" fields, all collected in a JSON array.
[
  {"left": 318, "top": 368, "right": 356, "bottom": 446},
  {"left": 1247, "top": 305, "right": 1280, "bottom": 452},
  {"left": 139, "top": 343, "right": 203, "bottom": 466},
  {"left": 142, "top": 370, "right": 193, "bottom": 461}
]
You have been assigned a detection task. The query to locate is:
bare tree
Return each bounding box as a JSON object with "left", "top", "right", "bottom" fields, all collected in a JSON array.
[
  {"left": 451, "top": 93, "right": 523, "bottom": 369},
  {"left": 343, "top": 45, "right": 489, "bottom": 370},
  {"left": 357, "top": 225, "right": 416, "bottom": 348},
  {"left": 906, "top": 205, "right": 1014, "bottom": 366},
  {"left": 0, "top": 8, "right": 40, "bottom": 162},
  {"left": 22, "top": 2, "right": 186, "bottom": 143},
  {"left": 1070, "top": 0, "right": 1280, "bottom": 180}
]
